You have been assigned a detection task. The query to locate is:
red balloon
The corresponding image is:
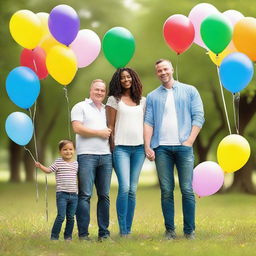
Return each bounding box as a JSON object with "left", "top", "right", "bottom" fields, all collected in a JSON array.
[
  {"left": 20, "top": 47, "right": 48, "bottom": 79},
  {"left": 163, "top": 14, "right": 195, "bottom": 54}
]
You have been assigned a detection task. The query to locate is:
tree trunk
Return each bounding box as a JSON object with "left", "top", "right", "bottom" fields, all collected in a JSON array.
[
  {"left": 24, "top": 147, "right": 35, "bottom": 182},
  {"left": 9, "top": 140, "right": 23, "bottom": 182},
  {"left": 227, "top": 94, "right": 256, "bottom": 194}
]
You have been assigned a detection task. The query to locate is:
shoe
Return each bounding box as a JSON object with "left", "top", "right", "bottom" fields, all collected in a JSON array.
[
  {"left": 98, "top": 235, "right": 113, "bottom": 242},
  {"left": 64, "top": 237, "right": 72, "bottom": 241},
  {"left": 79, "top": 236, "right": 91, "bottom": 241},
  {"left": 184, "top": 231, "right": 195, "bottom": 240},
  {"left": 165, "top": 230, "right": 177, "bottom": 240},
  {"left": 50, "top": 237, "right": 59, "bottom": 241}
]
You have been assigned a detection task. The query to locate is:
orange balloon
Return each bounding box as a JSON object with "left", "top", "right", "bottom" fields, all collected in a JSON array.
[{"left": 233, "top": 17, "right": 256, "bottom": 61}]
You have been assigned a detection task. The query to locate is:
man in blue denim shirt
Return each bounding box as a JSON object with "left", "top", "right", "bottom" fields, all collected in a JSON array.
[{"left": 144, "top": 59, "right": 204, "bottom": 240}]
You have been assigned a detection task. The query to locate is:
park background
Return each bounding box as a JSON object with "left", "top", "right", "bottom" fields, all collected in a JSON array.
[{"left": 0, "top": 0, "right": 256, "bottom": 255}]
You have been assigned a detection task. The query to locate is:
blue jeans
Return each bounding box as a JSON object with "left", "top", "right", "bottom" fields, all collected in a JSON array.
[
  {"left": 113, "top": 145, "right": 145, "bottom": 235},
  {"left": 76, "top": 154, "right": 112, "bottom": 238},
  {"left": 154, "top": 145, "right": 195, "bottom": 234},
  {"left": 51, "top": 192, "right": 78, "bottom": 240}
]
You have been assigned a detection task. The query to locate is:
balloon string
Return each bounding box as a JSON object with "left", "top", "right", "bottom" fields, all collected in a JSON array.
[
  {"left": 232, "top": 92, "right": 240, "bottom": 134},
  {"left": 175, "top": 54, "right": 179, "bottom": 82},
  {"left": 216, "top": 66, "right": 232, "bottom": 135},
  {"left": 24, "top": 147, "right": 36, "bottom": 162},
  {"left": 29, "top": 108, "right": 39, "bottom": 202},
  {"left": 63, "top": 87, "right": 71, "bottom": 139},
  {"left": 29, "top": 107, "right": 49, "bottom": 222}
]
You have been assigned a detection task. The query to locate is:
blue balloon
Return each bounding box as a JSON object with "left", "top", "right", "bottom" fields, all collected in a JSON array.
[
  {"left": 6, "top": 67, "right": 40, "bottom": 109},
  {"left": 5, "top": 112, "right": 34, "bottom": 146},
  {"left": 219, "top": 52, "right": 254, "bottom": 93}
]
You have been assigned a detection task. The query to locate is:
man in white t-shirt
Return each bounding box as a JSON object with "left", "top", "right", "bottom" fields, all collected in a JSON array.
[
  {"left": 71, "top": 79, "right": 112, "bottom": 241},
  {"left": 144, "top": 59, "right": 204, "bottom": 240}
]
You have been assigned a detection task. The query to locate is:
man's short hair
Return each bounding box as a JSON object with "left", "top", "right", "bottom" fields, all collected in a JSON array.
[
  {"left": 90, "top": 79, "right": 106, "bottom": 89},
  {"left": 155, "top": 59, "right": 173, "bottom": 67}
]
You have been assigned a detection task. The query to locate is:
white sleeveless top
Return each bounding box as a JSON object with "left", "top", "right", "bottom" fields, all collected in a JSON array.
[{"left": 106, "top": 96, "right": 146, "bottom": 146}]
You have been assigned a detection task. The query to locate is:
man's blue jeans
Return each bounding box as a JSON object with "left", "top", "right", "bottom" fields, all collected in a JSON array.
[
  {"left": 113, "top": 145, "right": 145, "bottom": 235},
  {"left": 76, "top": 154, "right": 112, "bottom": 238},
  {"left": 154, "top": 145, "right": 195, "bottom": 235},
  {"left": 51, "top": 192, "right": 78, "bottom": 240}
]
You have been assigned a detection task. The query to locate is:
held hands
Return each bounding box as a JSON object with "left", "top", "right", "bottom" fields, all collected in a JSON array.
[
  {"left": 99, "top": 128, "right": 112, "bottom": 139},
  {"left": 145, "top": 147, "right": 155, "bottom": 161}
]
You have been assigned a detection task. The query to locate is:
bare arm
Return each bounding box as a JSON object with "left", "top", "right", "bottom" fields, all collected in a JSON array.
[
  {"left": 182, "top": 126, "right": 201, "bottom": 146},
  {"left": 72, "top": 121, "right": 111, "bottom": 139},
  {"left": 35, "top": 162, "right": 51, "bottom": 174},
  {"left": 106, "top": 106, "right": 117, "bottom": 152},
  {"left": 144, "top": 123, "right": 155, "bottom": 161}
]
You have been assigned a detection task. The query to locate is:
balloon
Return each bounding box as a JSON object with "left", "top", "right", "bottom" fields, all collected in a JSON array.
[
  {"left": 103, "top": 27, "right": 135, "bottom": 68},
  {"left": 219, "top": 52, "right": 254, "bottom": 93},
  {"left": 223, "top": 10, "right": 244, "bottom": 53},
  {"left": 5, "top": 112, "right": 34, "bottom": 146},
  {"left": 208, "top": 48, "right": 234, "bottom": 66},
  {"left": 46, "top": 45, "right": 77, "bottom": 85},
  {"left": 233, "top": 17, "right": 256, "bottom": 61},
  {"left": 36, "top": 12, "right": 50, "bottom": 39},
  {"left": 48, "top": 5, "right": 80, "bottom": 46},
  {"left": 70, "top": 29, "right": 101, "bottom": 68},
  {"left": 6, "top": 67, "right": 40, "bottom": 109},
  {"left": 9, "top": 10, "right": 43, "bottom": 49},
  {"left": 163, "top": 14, "right": 195, "bottom": 54},
  {"left": 201, "top": 13, "right": 233, "bottom": 54},
  {"left": 188, "top": 3, "right": 219, "bottom": 48},
  {"left": 217, "top": 134, "right": 250, "bottom": 173},
  {"left": 192, "top": 161, "right": 224, "bottom": 197},
  {"left": 20, "top": 47, "right": 48, "bottom": 79},
  {"left": 39, "top": 34, "right": 64, "bottom": 54}
]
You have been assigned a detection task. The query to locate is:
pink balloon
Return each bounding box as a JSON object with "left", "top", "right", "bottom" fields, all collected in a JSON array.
[
  {"left": 70, "top": 29, "right": 101, "bottom": 68},
  {"left": 223, "top": 10, "right": 244, "bottom": 52},
  {"left": 223, "top": 10, "right": 244, "bottom": 26},
  {"left": 192, "top": 161, "right": 224, "bottom": 197},
  {"left": 188, "top": 3, "right": 219, "bottom": 48}
]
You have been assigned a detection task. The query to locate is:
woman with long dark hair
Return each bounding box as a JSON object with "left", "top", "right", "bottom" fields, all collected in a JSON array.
[{"left": 106, "top": 68, "right": 146, "bottom": 237}]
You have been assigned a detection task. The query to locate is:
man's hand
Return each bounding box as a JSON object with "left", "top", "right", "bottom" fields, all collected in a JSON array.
[
  {"left": 99, "top": 128, "right": 112, "bottom": 139},
  {"left": 145, "top": 147, "right": 155, "bottom": 161},
  {"left": 182, "top": 140, "right": 193, "bottom": 147}
]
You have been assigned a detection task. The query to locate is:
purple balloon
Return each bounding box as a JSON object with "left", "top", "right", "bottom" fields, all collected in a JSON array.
[
  {"left": 192, "top": 161, "right": 224, "bottom": 197},
  {"left": 49, "top": 5, "right": 80, "bottom": 46}
]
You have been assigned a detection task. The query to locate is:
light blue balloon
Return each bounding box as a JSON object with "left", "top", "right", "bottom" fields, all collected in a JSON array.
[
  {"left": 6, "top": 67, "right": 40, "bottom": 109},
  {"left": 219, "top": 52, "right": 254, "bottom": 93},
  {"left": 5, "top": 112, "right": 34, "bottom": 146}
]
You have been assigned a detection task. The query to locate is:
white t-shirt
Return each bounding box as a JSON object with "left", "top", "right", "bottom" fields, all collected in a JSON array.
[
  {"left": 159, "top": 89, "right": 181, "bottom": 145},
  {"left": 71, "top": 98, "right": 110, "bottom": 155},
  {"left": 106, "top": 96, "right": 146, "bottom": 146}
]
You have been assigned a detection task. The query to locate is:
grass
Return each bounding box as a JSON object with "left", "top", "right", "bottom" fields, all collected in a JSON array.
[{"left": 0, "top": 182, "right": 256, "bottom": 256}]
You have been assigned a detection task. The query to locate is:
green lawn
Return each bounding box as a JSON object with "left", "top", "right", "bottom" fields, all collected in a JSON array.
[{"left": 0, "top": 182, "right": 256, "bottom": 256}]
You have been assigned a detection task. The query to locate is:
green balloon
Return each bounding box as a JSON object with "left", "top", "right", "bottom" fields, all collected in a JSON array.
[
  {"left": 103, "top": 27, "right": 135, "bottom": 68},
  {"left": 200, "top": 13, "right": 233, "bottom": 54}
]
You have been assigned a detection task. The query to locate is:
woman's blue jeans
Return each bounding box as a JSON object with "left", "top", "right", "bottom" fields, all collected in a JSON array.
[
  {"left": 154, "top": 145, "right": 195, "bottom": 235},
  {"left": 113, "top": 145, "right": 145, "bottom": 235},
  {"left": 51, "top": 192, "right": 78, "bottom": 240}
]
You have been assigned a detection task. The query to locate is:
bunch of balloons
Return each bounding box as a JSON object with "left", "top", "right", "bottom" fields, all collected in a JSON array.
[
  {"left": 162, "top": 3, "right": 254, "bottom": 197},
  {"left": 9, "top": 4, "right": 101, "bottom": 86}
]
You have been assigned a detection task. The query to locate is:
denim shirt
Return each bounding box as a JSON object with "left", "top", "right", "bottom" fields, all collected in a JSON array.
[{"left": 144, "top": 82, "right": 205, "bottom": 149}]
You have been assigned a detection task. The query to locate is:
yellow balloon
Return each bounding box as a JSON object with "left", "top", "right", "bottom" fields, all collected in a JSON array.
[
  {"left": 217, "top": 134, "right": 250, "bottom": 173},
  {"left": 36, "top": 12, "right": 50, "bottom": 39},
  {"left": 208, "top": 47, "right": 233, "bottom": 66},
  {"left": 46, "top": 45, "right": 77, "bottom": 86},
  {"left": 40, "top": 34, "right": 63, "bottom": 54},
  {"left": 9, "top": 10, "right": 43, "bottom": 49}
]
